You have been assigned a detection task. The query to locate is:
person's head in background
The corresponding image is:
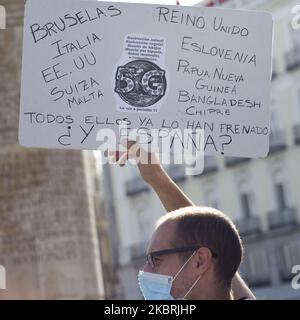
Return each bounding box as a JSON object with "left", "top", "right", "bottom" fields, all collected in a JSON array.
[{"left": 138, "top": 206, "right": 243, "bottom": 300}]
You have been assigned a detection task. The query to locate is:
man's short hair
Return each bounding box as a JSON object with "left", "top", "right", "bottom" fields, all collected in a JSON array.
[{"left": 155, "top": 206, "right": 243, "bottom": 287}]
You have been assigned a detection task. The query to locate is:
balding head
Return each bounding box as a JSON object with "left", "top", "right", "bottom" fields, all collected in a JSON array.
[{"left": 154, "top": 206, "right": 243, "bottom": 287}]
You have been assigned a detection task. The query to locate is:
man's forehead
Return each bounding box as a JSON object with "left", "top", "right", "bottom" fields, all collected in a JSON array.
[{"left": 147, "top": 220, "right": 177, "bottom": 253}]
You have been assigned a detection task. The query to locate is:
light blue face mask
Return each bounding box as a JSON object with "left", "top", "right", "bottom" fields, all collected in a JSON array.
[{"left": 138, "top": 251, "right": 201, "bottom": 300}]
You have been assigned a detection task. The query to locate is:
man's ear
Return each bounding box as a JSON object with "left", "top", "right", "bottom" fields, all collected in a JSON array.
[{"left": 195, "top": 247, "right": 213, "bottom": 274}]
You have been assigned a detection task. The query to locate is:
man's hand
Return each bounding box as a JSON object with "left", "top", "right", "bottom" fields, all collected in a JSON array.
[
  {"left": 107, "top": 140, "right": 194, "bottom": 211},
  {"left": 107, "top": 140, "right": 165, "bottom": 187}
]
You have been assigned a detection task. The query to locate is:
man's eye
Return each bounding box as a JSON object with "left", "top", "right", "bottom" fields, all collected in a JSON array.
[{"left": 153, "top": 257, "right": 161, "bottom": 264}]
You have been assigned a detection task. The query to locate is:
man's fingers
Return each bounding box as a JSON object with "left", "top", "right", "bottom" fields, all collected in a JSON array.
[
  {"left": 107, "top": 150, "right": 127, "bottom": 163},
  {"left": 107, "top": 150, "right": 115, "bottom": 157},
  {"left": 117, "top": 151, "right": 129, "bottom": 167},
  {"left": 127, "top": 143, "right": 142, "bottom": 160},
  {"left": 108, "top": 153, "right": 117, "bottom": 163},
  {"left": 106, "top": 140, "right": 157, "bottom": 165},
  {"left": 108, "top": 150, "right": 123, "bottom": 162},
  {"left": 120, "top": 139, "right": 137, "bottom": 150}
]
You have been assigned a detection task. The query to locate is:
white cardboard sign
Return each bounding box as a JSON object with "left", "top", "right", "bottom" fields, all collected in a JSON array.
[{"left": 19, "top": 0, "right": 273, "bottom": 157}]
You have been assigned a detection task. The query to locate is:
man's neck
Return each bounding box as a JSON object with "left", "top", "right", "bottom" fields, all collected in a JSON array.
[
  {"left": 189, "top": 284, "right": 232, "bottom": 300},
  {"left": 210, "top": 288, "right": 233, "bottom": 300}
]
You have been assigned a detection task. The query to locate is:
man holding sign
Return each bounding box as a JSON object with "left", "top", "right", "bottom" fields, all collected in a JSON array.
[
  {"left": 18, "top": 0, "right": 272, "bottom": 300},
  {"left": 108, "top": 142, "right": 255, "bottom": 300}
]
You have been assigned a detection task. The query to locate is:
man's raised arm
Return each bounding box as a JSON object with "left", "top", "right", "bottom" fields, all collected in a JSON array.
[{"left": 108, "top": 142, "right": 256, "bottom": 300}]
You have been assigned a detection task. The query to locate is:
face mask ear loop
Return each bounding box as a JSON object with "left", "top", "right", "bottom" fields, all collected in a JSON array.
[
  {"left": 173, "top": 251, "right": 197, "bottom": 282},
  {"left": 182, "top": 273, "right": 202, "bottom": 300}
]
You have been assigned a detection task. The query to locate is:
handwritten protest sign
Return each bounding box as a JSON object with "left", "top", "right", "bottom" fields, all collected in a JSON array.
[{"left": 19, "top": 0, "right": 273, "bottom": 157}]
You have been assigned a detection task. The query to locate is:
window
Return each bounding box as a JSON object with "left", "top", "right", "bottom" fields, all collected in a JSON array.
[
  {"left": 133, "top": 195, "right": 153, "bottom": 243},
  {"left": 137, "top": 210, "right": 151, "bottom": 241},
  {"left": 297, "top": 89, "right": 300, "bottom": 121},
  {"left": 270, "top": 162, "right": 292, "bottom": 213},
  {"left": 239, "top": 248, "right": 270, "bottom": 287},
  {"left": 240, "top": 192, "right": 252, "bottom": 218},
  {"left": 292, "top": 89, "right": 300, "bottom": 123},
  {"left": 204, "top": 189, "right": 219, "bottom": 209},
  {"left": 275, "top": 182, "right": 287, "bottom": 210},
  {"left": 278, "top": 241, "right": 300, "bottom": 282},
  {"left": 203, "top": 180, "right": 219, "bottom": 209},
  {"left": 236, "top": 175, "right": 255, "bottom": 220},
  {"left": 290, "top": 24, "right": 300, "bottom": 49},
  {"left": 270, "top": 106, "right": 281, "bottom": 134}
]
